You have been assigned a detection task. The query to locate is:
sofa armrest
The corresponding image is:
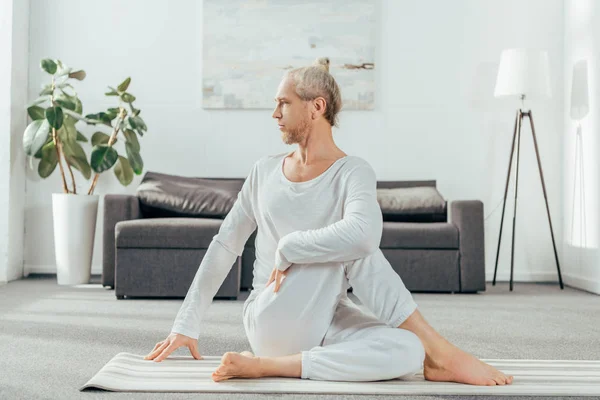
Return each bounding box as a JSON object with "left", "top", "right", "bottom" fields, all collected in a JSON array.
[
  {"left": 450, "top": 200, "right": 485, "bottom": 292},
  {"left": 102, "top": 194, "right": 143, "bottom": 288}
]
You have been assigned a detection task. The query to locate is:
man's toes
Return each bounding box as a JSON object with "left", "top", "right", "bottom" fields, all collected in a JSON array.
[{"left": 214, "top": 365, "right": 228, "bottom": 376}]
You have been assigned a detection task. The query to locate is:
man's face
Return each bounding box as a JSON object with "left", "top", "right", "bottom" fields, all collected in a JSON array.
[{"left": 272, "top": 77, "right": 311, "bottom": 145}]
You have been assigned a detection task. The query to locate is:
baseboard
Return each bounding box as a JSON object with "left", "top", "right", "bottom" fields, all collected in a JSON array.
[
  {"left": 22, "top": 265, "right": 599, "bottom": 295},
  {"left": 562, "top": 272, "right": 600, "bottom": 295},
  {"left": 486, "top": 270, "right": 600, "bottom": 294},
  {"left": 485, "top": 270, "right": 563, "bottom": 283},
  {"left": 24, "top": 263, "right": 103, "bottom": 277}
]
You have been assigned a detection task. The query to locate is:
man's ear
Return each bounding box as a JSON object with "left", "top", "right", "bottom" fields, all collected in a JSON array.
[{"left": 312, "top": 97, "right": 327, "bottom": 119}]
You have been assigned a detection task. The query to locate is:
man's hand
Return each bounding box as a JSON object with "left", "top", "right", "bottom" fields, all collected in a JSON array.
[
  {"left": 144, "top": 332, "right": 203, "bottom": 362},
  {"left": 266, "top": 266, "right": 290, "bottom": 292}
]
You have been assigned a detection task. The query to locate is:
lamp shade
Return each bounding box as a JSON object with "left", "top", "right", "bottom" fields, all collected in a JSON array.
[{"left": 494, "top": 48, "right": 552, "bottom": 100}]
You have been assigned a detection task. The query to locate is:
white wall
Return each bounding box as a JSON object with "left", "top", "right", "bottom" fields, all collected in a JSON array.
[
  {"left": 0, "top": 0, "right": 28, "bottom": 284},
  {"left": 21, "top": 0, "right": 565, "bottom": 284},
  {"left": 562, "top": 0, "right": 600, "bottom": 294}
]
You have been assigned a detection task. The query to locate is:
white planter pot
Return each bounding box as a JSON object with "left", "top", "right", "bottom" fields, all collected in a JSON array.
[{"left": 52, "top": 193, "right": 100, "bottom": 285}]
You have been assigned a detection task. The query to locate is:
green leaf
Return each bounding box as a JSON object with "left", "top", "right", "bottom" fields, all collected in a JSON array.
[
  {"left": 29, "top": 96, "right": 50, "bottom": 107},
  {"left": 127, "top": 116, "right": 138, "bottom": 130},
  {"left": 38, "top": 141, "right": 58, "bottom": 178},
  {"left": 125, "top": 142, "right": 143, "bottom": 175},
  {"left": 62, "top": 138, "right": 87, "bottom": 160},
  {"left": 63, "top": 139, "right": 92, "bottom": 179},
  {"left": 55, "top": 67, "right": 72, "bottom": 77},
  {"left": 76, "top": 131, "right": 88, "bottom": 142},
  {"left": 120, "top": 93, "right": 136, "bottom": 103},
  {"left": 57, "top": 115, "right": 77, "bottom": 142},
  {"left": 91, "top": 131, "right": 112, "bottom": 146},
  {"left": 23, "top": 119, "right": 51, "bottom": 156},
  {"left": 27, "top": 105, "right": 46, "bottom": 121},
  {"left": 74, "top": 98, "right": 83, "bottom": 114},
  {"left": 85, "top": 112, "right": 112, "bottom": 127},
  {"left": 105, "top": 108, "right": 119, "bottom": 121},
  {"left": 132, "top": 108, "right": 141, "bottom": 117},
  {"left": 123, "top": 129, "right": 140, "bottom": 152},
  {"left": 41, "top": 59, "right": 57, "bottom": 74},
  {"left": 34, "top": 136, "right": 53, "bottom": 159},
  {"left": 39, "top": 84, "right": 53, "bottom": 96},
  {"left": 54, "top": 96, "right": 76, "bottom": 111},
  {"left": 130, "top": 115, "right": 147, "bottom": 132},
  {"left": 91, "top": 145, "right": 119, "bottom": 173},
  {"left": 117, "top": 77, "right": 131, "bottom": 92},
  {"left": 45, "top": 106, "right": 64, "bottom": 130},
  {"left": 62, "top": 108, "right": 87, "bottom": 123},
  {"left": 57, "top": 81, "right": 74, "bottom": 91},
  {"left": 114, "top": 156, "right": 134, "bottom": 186},
  {"left": 58, "top": 88, "right": 76, "bottom": 100},
  {"left": 68, "top": 70, "right": 86, "bottom": 80},
  {"left": 105, "top": 86, "right": 119, "bottom": 96}
]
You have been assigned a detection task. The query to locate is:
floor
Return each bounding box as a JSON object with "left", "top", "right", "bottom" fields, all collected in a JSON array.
[{"left": 0, "top": 275, "right": 598, "bottom": 399}]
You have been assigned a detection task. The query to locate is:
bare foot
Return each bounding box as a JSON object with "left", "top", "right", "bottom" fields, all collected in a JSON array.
[
  {"left": 211, "top": 352, "right": 261, "bottom": 382},
  {"left": 424, "top": 343, "right": 514, "bottom": 386}
]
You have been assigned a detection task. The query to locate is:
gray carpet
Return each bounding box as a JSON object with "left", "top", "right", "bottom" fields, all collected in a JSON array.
[{"left": 1, "top": 274, "right": 598, "bottom": 400}]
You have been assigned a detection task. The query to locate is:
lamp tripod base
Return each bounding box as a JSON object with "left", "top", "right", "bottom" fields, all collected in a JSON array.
[{"left": 491, "top": 109, "right": 564, "bottom": 291}]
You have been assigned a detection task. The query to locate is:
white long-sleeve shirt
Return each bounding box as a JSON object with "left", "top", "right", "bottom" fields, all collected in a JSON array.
[{"left": 170, "top": 151, "right": 383, "bottom": 339}]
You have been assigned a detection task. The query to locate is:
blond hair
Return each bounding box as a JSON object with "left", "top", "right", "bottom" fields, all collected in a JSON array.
[{"left": 286, "top": 57, "right": 342, "bottom": 127}]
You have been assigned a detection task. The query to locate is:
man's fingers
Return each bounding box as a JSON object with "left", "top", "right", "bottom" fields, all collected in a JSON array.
[
  {"left": 150, "top": 341, "right": 162, "bottom": 352},
  {"left": 274, "top": 270, "right": 283, "bottom": 292},
  {"left": 188, "top": 342, "right": 203, "bottom": 360},
  {"left": 154, "top": 342, "right": 177, "bottom": 362},
  {"left": 145, "top": 340, "right": 169, "bottom": 360},
  {"left": 266, "top": 268, "right": 276, "bottom": 287}
]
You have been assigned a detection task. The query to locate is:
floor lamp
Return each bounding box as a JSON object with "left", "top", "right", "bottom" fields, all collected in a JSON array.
[
  {"left": 491, "top": 48, "right": 564, "bottom": 291},
  {"left": 569, "top": 59, "right": 590, "bottom": 249}
]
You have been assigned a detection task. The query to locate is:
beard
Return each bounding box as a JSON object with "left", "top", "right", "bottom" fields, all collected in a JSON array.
[{"left": 281, "top": 116, "right": 311, "bottom": 145}]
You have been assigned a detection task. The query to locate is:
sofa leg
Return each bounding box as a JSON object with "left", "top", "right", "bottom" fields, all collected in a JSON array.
[{"left": 116, "top": 295, "right": 125, "bottom": 300}]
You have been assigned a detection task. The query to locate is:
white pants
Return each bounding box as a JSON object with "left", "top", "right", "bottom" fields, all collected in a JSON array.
[{"left": 242, "top": 249, "right": 425, "bottom": 382}]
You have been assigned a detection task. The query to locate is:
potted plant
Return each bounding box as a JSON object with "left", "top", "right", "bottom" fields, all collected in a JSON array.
[{"left": 24, "top": 58, "right": 147, "bottom": 285}]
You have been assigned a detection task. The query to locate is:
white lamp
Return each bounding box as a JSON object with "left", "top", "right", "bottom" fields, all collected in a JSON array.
[
  {"left": 491, "top": 48, "right": 563, "bottom": 291},
  {"left": 494, "top": 48, "right": 552, "bottom": 102}
]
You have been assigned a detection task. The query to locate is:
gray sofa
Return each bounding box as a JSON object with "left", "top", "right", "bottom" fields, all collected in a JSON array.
[{"left": 102, "top": 172, "right": 485, "bottom": 299}]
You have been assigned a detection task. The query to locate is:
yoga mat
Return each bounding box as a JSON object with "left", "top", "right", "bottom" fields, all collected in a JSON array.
[{"left": 80, "top": 352, "right": 600, "bottom": 396}]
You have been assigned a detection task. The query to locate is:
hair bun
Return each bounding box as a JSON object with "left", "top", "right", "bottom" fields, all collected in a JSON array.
[{"left": 314, "top": 57, "right": 330, "bottom": 72}]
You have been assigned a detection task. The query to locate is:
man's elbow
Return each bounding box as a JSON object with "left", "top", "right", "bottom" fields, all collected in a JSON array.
[
  {"left": 357, "top": 226, "right": 381, "bottom": 256},
  {"left": 361, "top": 237, "right": 380, "bottom": 255},
  {"left": 366, "top": 220, "right": 382, "bottom": 254}
]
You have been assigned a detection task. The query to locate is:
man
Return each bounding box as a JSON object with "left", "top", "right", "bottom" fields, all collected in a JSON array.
[{"left": 145, "top": 57, "right": 514, "bottom": 386}]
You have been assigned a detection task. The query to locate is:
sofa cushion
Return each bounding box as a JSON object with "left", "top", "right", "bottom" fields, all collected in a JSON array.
[
  {"left": 136, "top": 171, "right": 244, "bottom": 219},
  {"left": 377, "top": 186, "right": 447, "bottom": 222},
  {"left": 380, "top": 222, "right": 459, "bottom": 249},
  {"left": 115, "top": 218, "right": 223, "bottom": 249}
]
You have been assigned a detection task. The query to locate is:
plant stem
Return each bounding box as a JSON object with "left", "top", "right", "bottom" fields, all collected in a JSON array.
[
  {"left": 52, "top": 128, "right": 70, "bottom": 194},
  {"left": 66, "top": 157, "right": 77, "bottom": 194},
  {"left": 87, "top": 108, "right": 126, "bottom": 195},
  {"left": 50, "top": 76, "right": 71, "bottom": 194}
]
